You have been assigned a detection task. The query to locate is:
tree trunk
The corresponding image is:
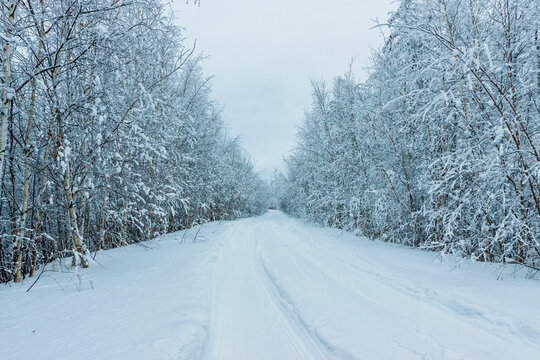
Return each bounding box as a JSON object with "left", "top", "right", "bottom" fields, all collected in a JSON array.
[
  {"left": 0, "top": 2, "right": 16, "bottom": 195},
  {"left": 64, "top": 167, "right": 87, "bottom": 268},
  {"left": 15, "top": 8, "right": 44, "bottom": 281}
]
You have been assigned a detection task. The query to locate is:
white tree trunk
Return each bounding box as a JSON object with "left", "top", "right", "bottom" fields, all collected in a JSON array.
[
  {"left": 14, "top": 6, "right": 44, "bottom": 282},
  {"left": 0, "top": 2, "right": 16, "bottom": 193}
]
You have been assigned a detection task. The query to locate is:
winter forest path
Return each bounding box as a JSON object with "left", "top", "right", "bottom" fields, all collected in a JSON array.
[
  {"left": 203, "top": 211, "right": 540, "bottom": 359},
  {"left": 203, "top": 217, "right": 330, "bottom": 359},
  {"left": 2, "top": 211, "right": 540, "bottom": 359}
]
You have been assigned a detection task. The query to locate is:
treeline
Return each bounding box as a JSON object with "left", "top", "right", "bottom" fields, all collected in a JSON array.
[
  {"left": 279, "top": 0, "right": 539, "bottom": 269},
  {"left": 0, "top": 0, "right": 268, "bottom": 283}
]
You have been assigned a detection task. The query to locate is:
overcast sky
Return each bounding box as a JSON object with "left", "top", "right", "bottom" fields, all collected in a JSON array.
[{"left": 172, "top": 0, "right": 397, "bottom": 179}]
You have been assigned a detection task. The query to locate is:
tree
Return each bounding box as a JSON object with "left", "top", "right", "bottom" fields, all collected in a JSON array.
[
  {"left": 1, "top": 0, "right": 269, "bottom": 284},
  {"left": 280, "top": 0, "right": 540, "bottom": 270}
]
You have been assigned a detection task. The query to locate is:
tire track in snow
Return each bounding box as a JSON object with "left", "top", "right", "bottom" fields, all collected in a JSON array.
[
  {"left": 301, "top": 234, "right": 540, "bottom": 350},
  {"left": 258, "top": 217, "right": 540, "bottom": 359},
  {"left": 261, "top": 234, "right": 452, "bottom": 359},
  {"left": 252, "top": 246, "right": 329, "bottom": 360},
  {"left": 256, "top": 242, "right": 357, "bottom": 360},
  {"left": 203, "top": 219, "right": 333, "bottom": 360}
]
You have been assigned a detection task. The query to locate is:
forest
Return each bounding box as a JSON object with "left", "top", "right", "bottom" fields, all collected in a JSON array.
[
  {"left": 0, "top": 0, "right": 268, "bottom": 284},
  {"left": 277, "top": 0, "right": 540, "bottom": 270},
  {"left": 2, "top": 1, "right": 540, "bottom": 358}
]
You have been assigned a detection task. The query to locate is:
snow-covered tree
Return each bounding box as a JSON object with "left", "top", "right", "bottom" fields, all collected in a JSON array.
[
  {"left": 281, "top": 0, "right": 540, "bottom": 270},
  {"left": 0, "top": 0, "right": 268, "bottom": 283}
]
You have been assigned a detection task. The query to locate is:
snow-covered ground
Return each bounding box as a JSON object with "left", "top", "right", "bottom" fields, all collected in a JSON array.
[{"left": 2, "top": 211, "right": 540, "bottom": 359}]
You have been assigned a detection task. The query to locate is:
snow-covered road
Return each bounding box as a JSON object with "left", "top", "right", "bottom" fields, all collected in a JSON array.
[
  {"left": 204, "top": 218, "right": 329, "bottom": 360},
  {"left": 2, "top": 211, "right": 540, "bottom": 359}
]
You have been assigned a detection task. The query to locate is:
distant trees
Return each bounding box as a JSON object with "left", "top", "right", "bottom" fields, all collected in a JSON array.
[
  {"left": 0, "top": 0, "right": 268, "bottom": 283},
  {"left": 280, "top": 0, "right": 540, "bottom": 269}
]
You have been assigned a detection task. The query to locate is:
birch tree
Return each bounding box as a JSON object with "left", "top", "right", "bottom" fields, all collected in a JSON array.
[
  {"left": 0, "top": 0, "right": 269, "bottom": 283},
  {"left": 281, "top": 0, "right": 540, "bottom": 270}
]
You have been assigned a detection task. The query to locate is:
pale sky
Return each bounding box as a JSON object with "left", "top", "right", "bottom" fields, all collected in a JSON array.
[{"left": 172, "top": 0, "right": 397, "bottom": 179}]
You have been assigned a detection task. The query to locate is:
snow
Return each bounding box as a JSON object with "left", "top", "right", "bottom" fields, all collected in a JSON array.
[{"left": 1, "top": 211, "right": 540, "bottom": 359}]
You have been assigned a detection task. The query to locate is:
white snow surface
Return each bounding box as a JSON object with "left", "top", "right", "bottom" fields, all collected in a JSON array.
[{"left": 2, "top": 211, "right": 540, "bottom": 359}]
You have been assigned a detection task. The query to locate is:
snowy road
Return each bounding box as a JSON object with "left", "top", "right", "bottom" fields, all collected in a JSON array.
[
  {"left": 204, "top": 219, "right": 329, "bottom": 360},
  {"left": 2, "top": 211, "right": 540, "bottom": 359}
]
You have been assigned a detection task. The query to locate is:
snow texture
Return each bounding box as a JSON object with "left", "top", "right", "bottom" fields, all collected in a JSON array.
[{"left": 1, "top": 211, "right": 539, "bottom": 359}]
